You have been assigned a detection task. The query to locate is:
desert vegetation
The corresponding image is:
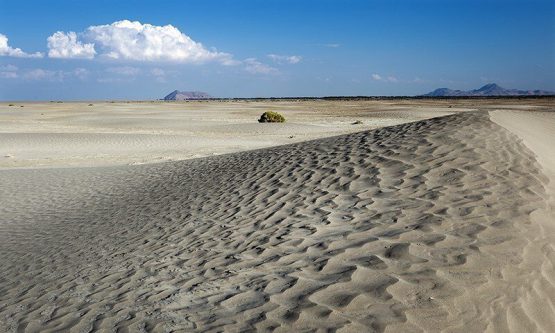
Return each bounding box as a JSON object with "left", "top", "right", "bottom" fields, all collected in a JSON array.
[{"left": 258, "top": 111, "right": 285, "bottom": 123}]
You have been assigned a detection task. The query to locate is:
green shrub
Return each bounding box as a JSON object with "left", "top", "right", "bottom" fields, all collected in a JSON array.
[
  {"left": 8, "top": 104, "right": 14, "bottom": 106},
  {"left": 258, "top": 111, "right": 285, "bottom": 123}
]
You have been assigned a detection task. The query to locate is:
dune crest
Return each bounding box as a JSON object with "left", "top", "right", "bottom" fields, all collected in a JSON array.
[{"left": 0, "top": 111, "right": 553, "bottom": 332}]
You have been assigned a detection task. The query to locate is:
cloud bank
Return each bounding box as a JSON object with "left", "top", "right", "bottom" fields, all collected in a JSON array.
[
  {"left": 267, "top": 54, "right": 302, "bottom": 64},
  {"left": 106, "top": 66, "right": 141, "bottom": 76},
  {"left": 46, "top": 20, "right": 235, "bottom": 65},
  {"left": 0, "top": 65, "right": 91, "bottom": 81},
  {"left": 0, "top": 64, "right": 18, "bottom": 78},
  {"left": 0, "top": 34, "right": 43, "bottom": 58}
]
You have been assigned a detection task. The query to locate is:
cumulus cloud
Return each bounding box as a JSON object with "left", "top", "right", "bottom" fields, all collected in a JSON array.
[
  {"left": 0, "top": 34, "right": 43, "bottom": 58},
  {"left": 46, "top": 20, "right": 236, "bottom": 65},
  {"left": 87, "top": 20, "right": 230, "bottom": 63},
  {"left": 371, "top": 73, "right": 382, "bottom": 81},
  {"left": 267, "top": 54, "right": 302, "bottom": 64},
  {"left": 47, "top": 31, "right": 96, "bottom": 59},
  {"left": 244, "top": 58, "right": 279, "bottom": 75}
]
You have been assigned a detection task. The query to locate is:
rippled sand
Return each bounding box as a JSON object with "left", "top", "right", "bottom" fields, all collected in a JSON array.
[{"left": 0, "top": 101, "right": 554, "bottom": 332}]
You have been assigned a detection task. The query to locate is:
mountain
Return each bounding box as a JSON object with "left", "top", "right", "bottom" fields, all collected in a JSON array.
[
  {"left": 163, "top": 90, "right": 213, "bottom": 100},
  {"left": 424, "top": 88, "right": 464, "bottom": 97},
  {"left": 423, "top": 83, "right": 554, "bottom": 97}
]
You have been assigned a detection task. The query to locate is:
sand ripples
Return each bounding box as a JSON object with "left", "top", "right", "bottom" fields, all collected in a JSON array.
[{"left": 0, "top": 112, "right": 552, "bottom": 332}]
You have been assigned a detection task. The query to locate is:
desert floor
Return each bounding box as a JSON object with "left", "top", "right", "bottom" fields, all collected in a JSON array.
[
  {"left": 0, "top": 99, "right": 554, "bottom": 332},
  {"left": 0, "top": 99, "right": 482, "bottom": 168}
]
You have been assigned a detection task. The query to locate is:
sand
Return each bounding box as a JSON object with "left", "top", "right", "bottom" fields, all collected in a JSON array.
[
  {"left": 0, "top": 100, "right": 554, "bottom": 332},
  {"left": 0, "top": 100, "right": 462, "bottom": 168}
]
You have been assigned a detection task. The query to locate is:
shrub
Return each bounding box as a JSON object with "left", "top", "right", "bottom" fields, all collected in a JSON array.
[
  {"left": 258, "top": 111, "right": 285, "bottom": 123},
  {"left": 88, "top": 104, "right": 94, "bottom": 106},
  {"left": 8, "top": 104, "right": 14, "bottom": 106}
]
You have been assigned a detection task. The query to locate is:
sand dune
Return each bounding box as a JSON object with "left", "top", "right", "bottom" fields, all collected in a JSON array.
[{"left": 1, "top": 111, "right": 554, "bottom": 332}]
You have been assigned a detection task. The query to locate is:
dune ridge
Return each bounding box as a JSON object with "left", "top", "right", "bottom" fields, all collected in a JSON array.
[{"left": 0, "top": 111, "right": 553, "bottom": 332}]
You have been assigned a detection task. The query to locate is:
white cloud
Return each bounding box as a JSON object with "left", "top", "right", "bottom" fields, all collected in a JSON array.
[
  {"left": 0, "top": 34, "right": 43, "bottom": 58},
  {"left": 0, "top": 65, "right": 90, "bottom": 81},
  {"left": 0, "top": 64, "right": 18, "bottom": 71},
  {"left": 150, "top": 68, "right": 165, "bottom": 76},
  {"left": 372, "top": 73, "right": 398, "bottom": 82},
  {"left": 23, "top": 69, "right": 64, "bottom": 81},
  {"left": 73, "top": 68, "right": 90, "bottom": 80},
  {"left": 46, "top": 20, "right": 294, "bottom": 70},
  {"left": 47, "top": 31, "right": 96, "bottom": 59},
  {"left": 244, "top": 58, "right": 279, "bottom": 75},
  {"left": 46, "top": 20, "right": 236, "bottom": 64},
  {"left": 72, "top": 20, "right": 233, "bottom": 64},
  {"left": 150, "top": 68, "right": 167, "bottom": 82},
  {"left": 322, "top": 43, "right": 340, "bottom": 48},
  {"left": 0, "top": 72, "right": 17, "bottom": 79},
  {"left": 267, "top": 54, "right": 302, "bottom": 64},
  {"left": 0, "top": 65, "right": 18, "bottom": 78},
  {"left": 18, "top": 67, "right": 90, "bottom": 81},
  {"left": 106, "top": 66, "right": 140, "bottom": 76}
]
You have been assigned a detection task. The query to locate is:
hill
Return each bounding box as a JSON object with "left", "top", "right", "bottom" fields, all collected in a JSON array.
[
  {"left": 423, "top": 83, "right": 554, "bottom": 97},
  {"left": 163, "top": 90, "right": 212, "bottom": 100}
]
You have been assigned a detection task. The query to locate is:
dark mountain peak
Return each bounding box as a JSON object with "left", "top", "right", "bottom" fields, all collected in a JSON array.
[
  {"left": 163, "top": 91, "right": 212, "bottom": 100},
  {"left": 476, "top": 83, "right": 501, "bottom": 91},
  {"left": 423, "top": 87, "right": 463, "bottom": 97}
]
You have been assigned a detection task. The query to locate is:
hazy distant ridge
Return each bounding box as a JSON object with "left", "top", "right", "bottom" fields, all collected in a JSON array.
[
  {"left": 423, "top": 83, "right": 554, "bottom": 97},
  {"left": 163, "top": 90, "right": 213, "bottom": 100}
]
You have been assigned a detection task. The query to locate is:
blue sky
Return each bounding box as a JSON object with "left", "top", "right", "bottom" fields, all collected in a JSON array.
[{"left": 1, "top": 0, "right": 554, "bottom": 100}]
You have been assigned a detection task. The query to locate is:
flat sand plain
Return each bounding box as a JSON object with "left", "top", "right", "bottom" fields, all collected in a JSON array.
[
  {"left": 0, "top": 99, "right": 554, "bottom": 332},
  {"left": 0, "top": 100, "right": 468, "bottom": 168}
]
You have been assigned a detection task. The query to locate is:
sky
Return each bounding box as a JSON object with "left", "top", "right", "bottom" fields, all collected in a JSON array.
[{"left": 0, "top": 0, "right": 554, "bottom": 100}]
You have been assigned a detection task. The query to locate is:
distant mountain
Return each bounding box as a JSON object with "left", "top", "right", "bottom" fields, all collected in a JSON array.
[
  {"left": 423, "top": 83, "right": 554, "bottom": 97},
  {"left": 163, "top": 90, "right": 212, "bottom": 100}
]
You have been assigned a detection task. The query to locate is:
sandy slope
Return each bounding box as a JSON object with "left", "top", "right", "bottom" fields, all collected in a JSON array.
[
  {"left": 489, "top": 110, "right": 555, "bottom": 332},
  {"left": 0, "top": 111, "right": 554, "bottom": 332}
]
